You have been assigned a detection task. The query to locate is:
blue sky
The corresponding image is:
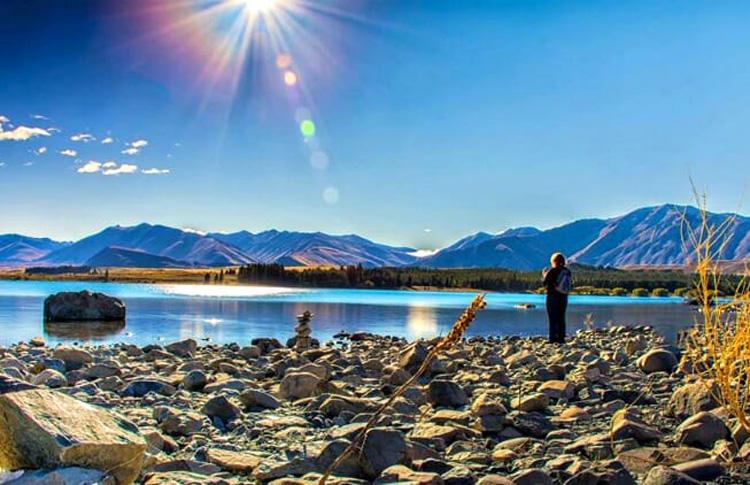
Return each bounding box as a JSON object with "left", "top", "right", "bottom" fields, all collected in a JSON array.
[{"left": 1, "top": 0, "right": 750, "bottom": 249}]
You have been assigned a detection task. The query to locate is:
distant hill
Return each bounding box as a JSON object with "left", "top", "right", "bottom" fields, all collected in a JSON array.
[
  {"left": 2, "top": 204, "right": 749, "bottom": 270},
  {"left": 420, "top": 204, "right": 750, "bottom": 270},
  {"left": 0, "top": 235, "right": 70, "bottom": 266},
  {"left": 37, "top": 223, "right": 253, "bottom": 267},
  {"left": 85, "top": 247, "right": 191, "bottom": 268},
  {"left": 209, "top": 230, "right": 417, "bottom": 267}
]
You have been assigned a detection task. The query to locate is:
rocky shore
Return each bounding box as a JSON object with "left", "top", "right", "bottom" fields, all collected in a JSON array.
[{"left": 0, "top": 326, "right": 746, "bottom": 484}]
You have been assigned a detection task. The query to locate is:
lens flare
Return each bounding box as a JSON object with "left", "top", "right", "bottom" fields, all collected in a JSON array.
[
  {"left": 235, "top": 0, "right": 281, "bottom": 14},
  {"left": 283, "top": 70, "right": 298, "bottom": 86},
  {"left": 300, "top": 119, "right": 316, "bottom": 137}
]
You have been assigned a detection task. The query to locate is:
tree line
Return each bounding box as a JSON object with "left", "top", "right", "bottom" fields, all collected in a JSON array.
[{"left": 235, "top": 263, "right": 736, "bottom": 295}]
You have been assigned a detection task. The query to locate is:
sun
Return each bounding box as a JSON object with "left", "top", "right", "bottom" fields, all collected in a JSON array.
[{"left": 235, "top": 0, "right": 281, "bottom": 14}]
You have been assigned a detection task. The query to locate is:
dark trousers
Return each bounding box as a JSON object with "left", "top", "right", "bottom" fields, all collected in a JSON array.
[{"left": 546, "top": 293, "right": 568, "bottom": 343}]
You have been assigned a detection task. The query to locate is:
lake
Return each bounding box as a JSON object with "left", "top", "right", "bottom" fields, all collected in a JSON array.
[{"left": 0, "top": 280, "right": 697, "bottom": 346}]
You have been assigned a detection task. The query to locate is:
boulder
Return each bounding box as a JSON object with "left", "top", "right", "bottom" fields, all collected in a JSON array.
[
  {"left": 52, "top": 348, "right": 93, "bottom": 371},
  {"left": 428, "top": 380, "right": 468, "bottom": 408},
  {"left": 0, "top": 386, "right": 145, "bottom": 483},
  {"left": 668, "top": 380, "right": 720, "bottom": 420},
  {"left": 637, "top": 349, "right": 677, "bottom": 374},
  {"left": 31, "top": 369, "right": 67, "bottom": 388},
  {"left": 676, "top": 412, "right": 729, "bottom": 448},
  {"left": 672, "top": 458, "right": 724, "bottom": 481},
  {"left": 165, "top": 339, "right": 197, "bottom": 358},
  {"left": 240, "top": 388, "right": 281, "bottom": 410},
  {"left": 279, "top": 372, "right": 321, "bottom": 400},
  {"left": 360, "top": 428, "right": 408, "bottom": 478},
  {"left": 182, "top": 370, "right": 207, "bottom": 392},
  {"left": 201, "top": 395, "right": 241, "bottom": 423},
  {"left": 205, "top": 448, "right": 263, "bottom": 473},
  {"left": 643, "top": 466, "right": 700, "bottom": 485},
  {"left": 610, "top": 408, "right": 663, "bottom": 444},
  {"left": 121, "top": 379, "right": 176, "bottom": 398},
  {"left": 43, "top": 291, "right": 126, "bottom": 322}
]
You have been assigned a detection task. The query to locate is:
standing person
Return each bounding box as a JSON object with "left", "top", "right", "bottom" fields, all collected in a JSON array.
[{"left": 542, "top": 253, "right": 572, "bottom": 343}]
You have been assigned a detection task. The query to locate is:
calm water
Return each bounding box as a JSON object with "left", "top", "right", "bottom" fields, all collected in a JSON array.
[{"left": 0, "top": 280, "right": 697, "bottom": 346}]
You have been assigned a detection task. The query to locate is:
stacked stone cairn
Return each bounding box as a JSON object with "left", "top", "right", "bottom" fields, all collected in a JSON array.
[{"left": 294, "top": 310, "right": 313, "bottom": 351}]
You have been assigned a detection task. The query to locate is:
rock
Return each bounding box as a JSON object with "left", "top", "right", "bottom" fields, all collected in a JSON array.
[
  {"left": 477, "top": 476, "right": 514, "bottom": 485},
  {"left": 399, "top": 342, "right": 429, "bottom": 373},
  {"left": 671, "top": 458, "right": 723, "bottom": 481},
  {"left": 29, "top": 337, "right": 45, "bottom": 348},
  {"left": 240, "top": 388, "right": 281, "bottom": 410},
  {"left": 143, "top": 471, "right": 232, "bottom": 484},
  {"left": 279, "top": 372, "right": 321, "bottom": 400},
  {"left": 52, "top": 348, "right": 93, "bottom": 371},
  {"left": 538, "top": 380, "right": 575, "bottom": 400},
  {"left": 510, "top": 468, "right": 552, "bottom": 485},
  {"left": 182, "top": 370, "right": 207, "bottom": 391},
  {"left": 316, "top": 439, "right": 362, "bottom": 477},
  {"left": 506, "top": 411, "right": 553, "bottom": 438},
  {"left": 6, "top": 467, "right": 113, "bottom": 484},
  {"left": 470, "top": 393, "right": 506, "bottom": 417},
  {"left": 44, "top": 291, "right": 126, "bottom": 322},
  {"left": 31, "top": 368, "right": 67, "bottom": 388},
  {"left": 375, "top": 464, "right": 443, "bottom": 484},
  {"left": 611, "top": 408, "right": 663, "bottom": 444},
  {"left": 668, "top": 380, "right": 720, "bottom": 420},
  {"left": 643, "top": 466, "right": 700, "bottom": 485},
  {"left": 165, "top": 339, "right": 197, "bottom": 358},
  {"left": 239, "top": 345, "right": 261, "bottom": 359},
  {"left": 428, "top": 380, "right": 468, "bottom": 408},
  {"left": 206, "top": 448, "right": 262, "bottom": 473},
  {"left": 0, "top": 387, "right": 145, "bottom": 483},
  {"left": 360, "top": 428, "right": 408, "bottom": 478},
  {"left": 202, "top": 395, "right": 241, "bottom": 423},
  {"left": 637, "top": 349, "right": 677, "bottom": 374},
  {"left": 511, "top": 393, "right": 549, "bottom": 412},
  {"left": 676, "top": 412, "right": 729, "bottom": 448},
  {"left": 121, "top": 379, "right": 176, "bottom": 397},
  {"left": 84, "top": 363, "right": 121, "bottom": 380}
]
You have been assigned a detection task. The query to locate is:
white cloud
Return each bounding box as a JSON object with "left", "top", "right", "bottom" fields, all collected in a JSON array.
[
  {"left": 102, "top": 161, "right": 117, "bottom": 168},
  {"left": 35, "top": 147, "right": 47, "bottom": 155},
  {"left": 103, "top": 163, "right": 138, "bottom": 176},
  {"left": 60, "top": 149, "right": 77, "bottom": 157},
  {"left": 101, "top": 136, "right": 114, "bottom": 144},
  {"left": 70, "top": 133, "right": 95, "bottom": 142},
  {"left": 0, "top": 162, "right": 5, "bottom": 167},
  {"left": 122, "top": 139, "right": 148, "bottom": 156},
  {"left": 130, "top": 139, "right": 148, "bottom": 148},
  {"left": 23, "top": 161, "right": 34, "bottom": 167},
  {"left": 0, "top": 125, "right": 51, "bottom": 141},
  {"left": 121, "top": 147, "right": 139, "bottom": 155},
  {"left": 31, "top": 114, "right": 49, "bottom": 120},
  {"left": 0, "top": 115, "right": 9, "bottom": 125},
  {"left": 77, "top": 161, "right": 102, "bottom": 173},
  {"left": 142, "top": 168, "right": 170, "bottom": 175}
]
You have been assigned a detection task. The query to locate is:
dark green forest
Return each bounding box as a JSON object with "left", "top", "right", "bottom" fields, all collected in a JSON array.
[{"left": 236, "top": 263, "right": 730, "bottom": 296}]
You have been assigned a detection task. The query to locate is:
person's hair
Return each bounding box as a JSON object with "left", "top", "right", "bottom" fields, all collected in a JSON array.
[{"left": 550, "top": 252, "right": 566, "bottom": 268}]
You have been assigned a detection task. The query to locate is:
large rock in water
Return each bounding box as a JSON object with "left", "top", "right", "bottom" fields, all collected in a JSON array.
[
  {"left": 44, "top": 291, "right": 126, "bottom": 322},
  {"left": 0, "top": 378, "right": 146, "bottom": 484}
]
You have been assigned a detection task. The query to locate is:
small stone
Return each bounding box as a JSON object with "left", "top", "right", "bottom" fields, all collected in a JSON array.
[
  {"left": 206, "top": 448, "right": 263, "bottom": 473},
  {"left": 428, "top": 380, "right": 468, "bottom": 408},
  {"left": 676, "top": 412, "right": 729, "bottom": 448},
  {"left": 240, "top": 388, "right": 281, "bottom": 410},
  {"left": 279, "top": 372, "right": 321, "bottom": 400},
  {"left": 643, "top": 466, "right": 700, "bottom": 485},
  {"left": 637, "top": 349, "right": 677, "bottom": 374},
  {"left": 165, "top": 338, "right": 197, "bottom": 358},
  {"left": 202, "top": 395, "right": 241, "bottom": 423},
  {"left": 182, "top": 370, "right": 208, "bottom": 391},
  {"left": 511, "top": 393, "right": 549, "bottom": 412},
  {"left": 360, "top": 428, "right": 408, "bottom": 478}
]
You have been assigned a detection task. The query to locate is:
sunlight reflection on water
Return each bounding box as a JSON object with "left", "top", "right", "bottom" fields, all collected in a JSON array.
[{"left": 158, "top": 284, "right": 307, "bottom": 298}]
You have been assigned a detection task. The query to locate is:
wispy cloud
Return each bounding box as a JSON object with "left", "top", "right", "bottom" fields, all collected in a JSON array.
[
  {"left": 31, "top": 114, "right": 49, "bottom": 120},
  {"left": 142, "top": 168, "right": 170, "bottom": 175},
  {"left": 0, "top": 162, "right": 5, "bottom": 168},
  {"left": 103, "top": 163, "right": 138, "bottom": 176},
  {"left": 77, "top": 161, "right": 102, "bottom": 173},
  {"left": 70, "top": 133, "right": 95, "bottom": 142},
  {"left": 122, "top": 139, "right": 148, "bottom": 155},
  {"left": 34, "top": 147, "right": 47, "bottom": 155},
  {"left": 23, "top": 161, "right": 34, "bottom": 167},
  {"left": 60, "top": 149, "right": 77, "bottom": 157},
  {"left": 101, "top": 136, "right": 114, "bottom": 144},
  {"left": 0, "top": 115, "right": 9, "bottom": 125},
  {"left": 0, "top": 125, "right": 51, "bottom": 141}
]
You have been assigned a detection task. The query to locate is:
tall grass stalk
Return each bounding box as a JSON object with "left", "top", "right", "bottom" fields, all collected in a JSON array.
[
  {"left": 683, "top": 196, "right": 750, "bottom": 431},
  {"left": 317, "top": 293, "right": 486, "bottom": 484}
]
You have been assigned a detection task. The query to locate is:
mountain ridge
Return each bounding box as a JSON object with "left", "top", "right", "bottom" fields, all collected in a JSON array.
[{"left": 2, "top": 204, "right": 749, "bottom": 269}]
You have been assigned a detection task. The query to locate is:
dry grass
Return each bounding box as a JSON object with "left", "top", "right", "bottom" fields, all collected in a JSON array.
[
  {"left": 318, "top": 293, "right": 487, "bottom": 484},
  {"left": 682, "top": 195, "right": 750, "bottom": 431}
]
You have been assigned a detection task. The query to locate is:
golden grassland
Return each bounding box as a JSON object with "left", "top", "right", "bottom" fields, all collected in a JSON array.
[{"left": 0, "top": 267, "right": 245, "bottom": 284}]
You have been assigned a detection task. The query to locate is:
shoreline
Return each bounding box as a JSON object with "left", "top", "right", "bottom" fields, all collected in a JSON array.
[{"left": 0, "top": 326, "right": 743, "bottom": 484}]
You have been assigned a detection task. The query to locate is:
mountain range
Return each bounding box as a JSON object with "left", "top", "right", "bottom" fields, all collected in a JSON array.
[{"left": 2, "top": 204, "right": 749, "bottom": 270}]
